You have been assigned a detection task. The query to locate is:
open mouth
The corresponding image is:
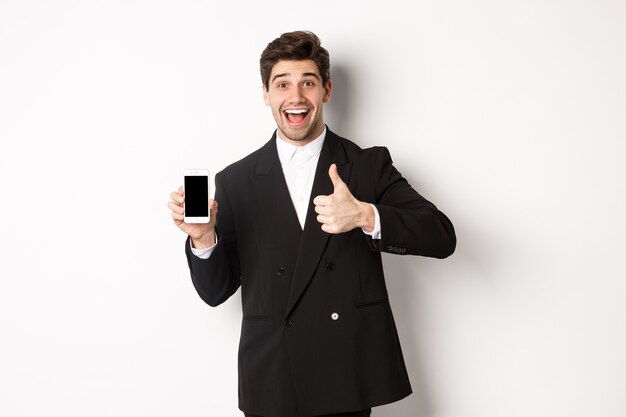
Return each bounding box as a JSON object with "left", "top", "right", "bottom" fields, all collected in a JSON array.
[{"left": 283, "top": 108, "right": 310, "bottom": 127}]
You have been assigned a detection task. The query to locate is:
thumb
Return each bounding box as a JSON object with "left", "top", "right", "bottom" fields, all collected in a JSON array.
[
  {"left": 209, "top": 199, "right": 218, "bottom": 225},
  {"left": 328, "top": 163, "right": 345, "bottom": 191}
]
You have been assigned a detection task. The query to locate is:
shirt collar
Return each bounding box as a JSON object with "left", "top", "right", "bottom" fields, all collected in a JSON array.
[{"left": 276, "top": 127, "right": 326, "bottom": 167}]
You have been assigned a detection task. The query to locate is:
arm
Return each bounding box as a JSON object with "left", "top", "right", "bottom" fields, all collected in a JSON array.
[
  {"left": 185, "top": 172, "right": 241, "bottom": 306},
  {"left": 370, "top": 147, "right": 456, "bottom": 258}
]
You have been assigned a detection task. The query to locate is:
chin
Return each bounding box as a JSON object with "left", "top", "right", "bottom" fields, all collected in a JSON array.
[
  {"left": 279, "top": 124, "right": 314, "bottom": 142},
  {"left": 286, "top": 131, "right": 311, "bottom": 141}
]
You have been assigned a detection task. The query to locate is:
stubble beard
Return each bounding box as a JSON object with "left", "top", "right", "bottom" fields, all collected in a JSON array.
[{"left": 276, "top": 109, "right": 323, "bottom": 143}]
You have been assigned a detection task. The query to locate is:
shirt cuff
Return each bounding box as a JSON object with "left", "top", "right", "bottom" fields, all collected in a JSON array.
[
  {"left": 189, "top": 234, "right": 218, "bottom": 259},
  {"left": 361, "top": 204, "right": 381, "bottom": 240}
]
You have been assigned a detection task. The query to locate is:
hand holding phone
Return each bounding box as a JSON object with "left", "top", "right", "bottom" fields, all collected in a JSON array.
[{"left": 168, "top": 170, "right": 217, "bottom": 249}]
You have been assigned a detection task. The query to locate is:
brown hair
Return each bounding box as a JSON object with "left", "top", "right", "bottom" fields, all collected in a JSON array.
[{"left": 260, "top": 31, "right": 330, "bottom": 90}]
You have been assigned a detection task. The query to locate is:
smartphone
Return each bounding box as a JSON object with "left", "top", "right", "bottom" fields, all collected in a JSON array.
[{"left": 183, "top": 169, "right": 210, "bottom": 223}]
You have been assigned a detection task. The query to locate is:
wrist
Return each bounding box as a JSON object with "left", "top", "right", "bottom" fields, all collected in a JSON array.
[
  {"left": 359, "top": 201, "right": 375, "bottom": 232},
  {"left": 191, "top": 230, "right": 216, "bottom": 249}
]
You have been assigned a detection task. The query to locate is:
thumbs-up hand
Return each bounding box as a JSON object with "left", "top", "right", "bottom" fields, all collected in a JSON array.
[{"left": 313, "top": 164, "right": 375, "bottom": 234}]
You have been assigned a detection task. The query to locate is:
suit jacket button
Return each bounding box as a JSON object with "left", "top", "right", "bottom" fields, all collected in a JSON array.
[
  {"left": 284, "top": 319, "right": 293, "bottom": 327},
  {"left": 326, "top": 262, "right": 336, "bottom": 271},
  {"left": 401, "top": 248, "right": 407, "bottom": 254},
  {"left": 277, "top": 266, "right": 285, "bottom": 276},
  {"left": 387, "top": 245, "right": 394, "bottom": 252},
  {"left": 331, "top": 312, "right": 339, "bottom": 320}
]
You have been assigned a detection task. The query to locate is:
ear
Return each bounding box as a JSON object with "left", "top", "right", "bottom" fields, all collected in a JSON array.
[
  {"left": 263, "top": 84, "right": 270, "bottom": 106},
  {"left": 323, "top": 79, "right": 332, "bottom": 103}
]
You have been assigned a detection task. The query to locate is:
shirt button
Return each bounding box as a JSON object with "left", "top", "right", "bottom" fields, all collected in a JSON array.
[
  {"left": 284, "top": 319, "right": 293, "bottom": 327},
  {"left": 277, "top": 267, "right": 285, "bottom": 276},
  {"left": 326, "top": 262, "right": 336, "bottom": 271},
  {"left": 331, "top": 312, "right": 339, "bottom": 321}
]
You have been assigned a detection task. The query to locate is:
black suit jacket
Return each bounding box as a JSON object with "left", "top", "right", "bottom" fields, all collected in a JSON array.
[{"left": 185, "top": 128, "right": 456, "bottom": 417}]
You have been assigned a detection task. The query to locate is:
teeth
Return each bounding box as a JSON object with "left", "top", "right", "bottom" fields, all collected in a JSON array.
[{"left": 284, "top": 109, "right": 309, "bottom": 114}]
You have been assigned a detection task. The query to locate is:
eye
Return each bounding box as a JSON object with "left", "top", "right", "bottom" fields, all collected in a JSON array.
[
  {"left": 276, "top": 82, "right": 287, "bottom": 88},
  {"left": 303, "top": 81, "right": 315, "bottom": 87}
]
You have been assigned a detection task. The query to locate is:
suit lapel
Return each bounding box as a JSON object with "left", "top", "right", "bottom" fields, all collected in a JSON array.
[
  {"left": 284, "top": 129, "right": 352, "bottom": 320},
  {"left": 252, "top": 133, "right": 303, "bottom": 242}
]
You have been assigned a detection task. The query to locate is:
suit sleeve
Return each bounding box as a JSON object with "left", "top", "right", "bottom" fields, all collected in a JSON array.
[
  {"left": 369, "top": 147, "right": 456, "bottom": 258},
  {"left": 185, "top": 171, "right": 241, "bottom": 307}
]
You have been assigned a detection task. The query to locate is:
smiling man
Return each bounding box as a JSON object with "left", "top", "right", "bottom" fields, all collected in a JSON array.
[
  {"left": 168, "top": 31, "right": 456, "bottom": 417},
  {"left": 263, "top": 59, "right": 330, "bottom": 145}
]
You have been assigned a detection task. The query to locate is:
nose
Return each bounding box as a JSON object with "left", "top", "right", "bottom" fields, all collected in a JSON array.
[{"left": 289, "top": 85, "right": 306, "bottom": 104}]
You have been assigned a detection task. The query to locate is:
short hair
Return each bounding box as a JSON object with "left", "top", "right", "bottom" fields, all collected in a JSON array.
[{"left": 260, "top": 31, "right": 330, "bottom": 90}]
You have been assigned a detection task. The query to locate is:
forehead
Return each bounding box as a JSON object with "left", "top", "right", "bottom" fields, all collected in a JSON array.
[{"left": 270, "top": 59, "right": 321, "bottom": 79}]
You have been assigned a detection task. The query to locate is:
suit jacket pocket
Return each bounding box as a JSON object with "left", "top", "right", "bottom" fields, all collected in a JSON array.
[
  {"left": 355, "top": 298, "right": 389, "bottom": 309},
  {"left": 357, "top": 269, "right": 389, "bottom": 305}
]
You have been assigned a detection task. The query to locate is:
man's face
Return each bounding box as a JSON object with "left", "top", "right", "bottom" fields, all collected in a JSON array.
[{"left": 263, "top": 59, "right": 332, "bottom": 146}]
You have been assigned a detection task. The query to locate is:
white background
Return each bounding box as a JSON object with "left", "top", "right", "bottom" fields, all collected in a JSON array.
[{"left": 1, "top": 1, "right": 625, "bottom": 416}]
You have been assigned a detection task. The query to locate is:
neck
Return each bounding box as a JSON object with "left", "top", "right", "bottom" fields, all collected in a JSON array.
[{"left": 277, "top": 123, "right": 325, "bottom": 147}]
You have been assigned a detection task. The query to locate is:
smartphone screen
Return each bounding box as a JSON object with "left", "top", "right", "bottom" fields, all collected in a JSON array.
[{"left": 184, "top": 174, "right": 209, "bottom": 218}]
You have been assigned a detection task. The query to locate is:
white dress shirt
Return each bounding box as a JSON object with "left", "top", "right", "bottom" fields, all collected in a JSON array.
[
  {"left": 276, "top": 128, "right": 326, "bottom": 229},
  {"left": 190, "top": 128, "right": 380, "bottom": 258}
]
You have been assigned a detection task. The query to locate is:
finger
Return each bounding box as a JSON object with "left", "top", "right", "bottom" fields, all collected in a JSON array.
[
  {"left": 313, "top": 195, "right": 332, "bottom": 206},
  {"left": 168, "top": 201, "right": 184, "bottom": 214},
  {"left": 328, "top": 163, "right": 344, "bottom": 190},
  {"left": 177, "top": 185, "right": 183, "bottom": 195},
  {"left": 209, "top": 199, "right": 218, "bottom": 221},
  {"left": 172, "top": 211, "right": 184, "bottom": 222},
  {"left": 316, "top": 214, "right": 334, "bottom": 225},
  {"left": 314, "top": 205, "right": 331, "bottom": 215},
  {"left": 321, "top": 223, "right": 339, "bottom": 234},
  {"left": 170, "top": 191, "right": 184, "bottom": 205}
]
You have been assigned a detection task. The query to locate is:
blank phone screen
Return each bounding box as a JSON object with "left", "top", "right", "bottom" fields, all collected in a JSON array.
[{"left": 184, "top": 175, "right": 209, "bottom": 217}]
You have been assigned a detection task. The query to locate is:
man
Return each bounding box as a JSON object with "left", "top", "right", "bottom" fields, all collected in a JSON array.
[{"left": 168, "top": 31, "right": 455, "bottom": 417}]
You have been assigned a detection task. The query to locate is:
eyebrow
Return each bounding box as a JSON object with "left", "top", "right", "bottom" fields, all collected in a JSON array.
[{"left": 271, "top": 72, "right": 321, "bottom": 83}]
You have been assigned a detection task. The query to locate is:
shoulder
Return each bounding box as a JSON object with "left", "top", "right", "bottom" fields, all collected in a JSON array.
[
  {"left": 214, "top": 138, "right": 273, "bottom": 183},
  {"left": 329, "top": 130, "right": 392, "bottom": 164}
]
